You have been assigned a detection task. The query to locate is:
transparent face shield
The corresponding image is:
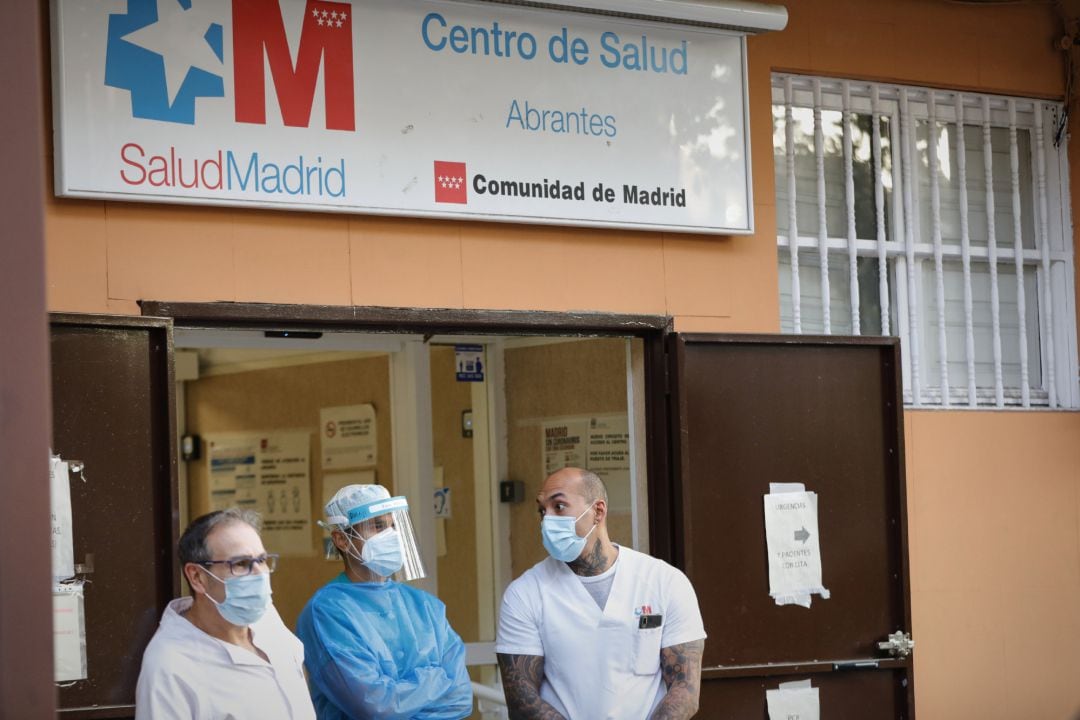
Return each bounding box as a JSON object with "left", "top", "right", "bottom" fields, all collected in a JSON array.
[{"left": 321, "top": 496, "right": 426, "bottom": 582}]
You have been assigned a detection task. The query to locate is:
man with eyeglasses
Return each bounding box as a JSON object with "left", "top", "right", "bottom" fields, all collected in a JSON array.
[{"left": 135, "top": 508, "right": 316, "bottom": 720}]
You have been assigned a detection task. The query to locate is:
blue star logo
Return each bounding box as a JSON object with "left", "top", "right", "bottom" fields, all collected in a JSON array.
[{"left": 105, "top": 0, "right": 225, "bottom": 125}]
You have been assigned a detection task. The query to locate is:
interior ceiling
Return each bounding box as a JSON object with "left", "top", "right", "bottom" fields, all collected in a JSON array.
[{"left": 194, "top": 347, "right": 386, "bottom": 373}]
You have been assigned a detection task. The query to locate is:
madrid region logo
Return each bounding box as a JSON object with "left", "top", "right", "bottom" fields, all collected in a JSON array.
[
  {"left": 105, "top": 0, "right": 225, "bottom": 125},
  {"left": 434, "top": 161, "right": 467, "bottom": 204}
]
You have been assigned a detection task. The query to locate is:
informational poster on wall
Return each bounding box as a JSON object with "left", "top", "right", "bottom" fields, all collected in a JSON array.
[
  {"left": 54, "top": 583, "right": 88, "bottom": 683},
  {"left": 49, "top": 455, "right": 75, "bottom": 581},
  {"left": 542, "top": 414, "right": 631, "bottom": 511},
  {"left": 586, "top": 415, "right": 631, "bottom": 512},
  {"left": 320, "top": 404, "right": 377, "bottom": 469},
  {"left": 206, "top": 432, "right": 313, "bottom": 554},
  {"left": 763, "top": 483, "right": 830, "bottom": 608},
  {"left": 52, "top": 0, "right": 752, "bottom": 234}
]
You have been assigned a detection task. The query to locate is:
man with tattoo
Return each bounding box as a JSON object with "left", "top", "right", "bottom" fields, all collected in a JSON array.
[{"left": 496, "top": 467, "right": 706, "bottom": 719}]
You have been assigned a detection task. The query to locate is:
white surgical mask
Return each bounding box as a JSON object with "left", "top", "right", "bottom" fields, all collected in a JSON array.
[
  {"left": 200, "top": 568, "right": 272, "bottom": 626},
  {"left": 541, "top": 502, "right": 596, "bottom": 562},
  {"left": 344, "top": 526, "right": 405, "bottom": 578}
]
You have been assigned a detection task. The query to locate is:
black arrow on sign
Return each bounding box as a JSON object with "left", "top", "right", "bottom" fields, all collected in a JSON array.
[{"left": 794, "top": 527, "right": 810, "bottom": 544}]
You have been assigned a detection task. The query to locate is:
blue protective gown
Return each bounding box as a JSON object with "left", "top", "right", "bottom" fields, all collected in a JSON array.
[{"left": 297, "top": 575, "right": 472, "bottom": 720}]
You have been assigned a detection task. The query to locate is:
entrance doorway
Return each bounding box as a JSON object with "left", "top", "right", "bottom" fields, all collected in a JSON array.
[
  {"left": 172, "top": 327, "right": 649, "bottom": 719},
  {"left": 48, "top": 306, "right": 915, "bottom": 718}
]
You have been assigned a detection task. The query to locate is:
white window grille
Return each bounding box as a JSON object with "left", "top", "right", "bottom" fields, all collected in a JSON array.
[{"left": 773, "top": 74, "right": 1080, "bottom": 409}]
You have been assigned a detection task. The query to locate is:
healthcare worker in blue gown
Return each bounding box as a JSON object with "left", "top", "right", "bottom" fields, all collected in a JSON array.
[{"left": 297, "top": 484, "right": 472, "bottom": 720}]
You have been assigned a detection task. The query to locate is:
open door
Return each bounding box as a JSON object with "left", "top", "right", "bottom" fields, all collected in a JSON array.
[
  {"left": 668, "top": 334, "right": 913, "bottom": 718},
  {"left": 51, "top": 314, "right": 177, "bottom": 718}
]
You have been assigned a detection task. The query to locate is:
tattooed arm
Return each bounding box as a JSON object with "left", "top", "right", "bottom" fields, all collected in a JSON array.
[
  {"left": 497, "top": 653, "right": 567, "bottom": 720},
  {"left": 648, "top": 639, "right": 705, "bottom": 720}
]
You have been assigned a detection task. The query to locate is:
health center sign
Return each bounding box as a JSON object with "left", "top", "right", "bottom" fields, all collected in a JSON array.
[{"left": 52, "top": 0, "right": 754, "bottom": 234}]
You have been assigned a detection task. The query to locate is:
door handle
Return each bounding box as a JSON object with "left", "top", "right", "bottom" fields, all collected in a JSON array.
[{"left": 877, "top": 630, "right": 914, "bottom": 659}]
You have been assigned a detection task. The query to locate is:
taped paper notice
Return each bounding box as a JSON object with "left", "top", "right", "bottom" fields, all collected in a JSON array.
[
  {"left": 764, "top": 483, "right": 830, "bottom": 607},
  {"left": 543, "top": 419, "right": 589, "bottom": 475},
  {"left": 49, "top": 456, "right": 75, "bottom": 581},
  {"left": 766, "top": 680, "right": 820, "bottom": 720},
  {"left": 54, "top": 583, "right": 87, "bottom": 683},
  {"left": 321, "top": 404, "right": 377, "bottom": 469},
  {"left": 207, "top": 432, "right": 313, "bottom": 555}
]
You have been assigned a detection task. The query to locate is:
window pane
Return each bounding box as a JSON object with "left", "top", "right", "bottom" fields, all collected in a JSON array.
[
  {"left": 774, "top": 107, "right": 892, "bottom": 242},
  {"left": 856, "top": 256, "right": 886, "bottom": 336},
  {"left": 778, "top": 252, "right": 856, "bottom": 335},
  {"left": 921, "top": 261, "right": 1042, "bottom": 391},
  {"left": 917, "top": 123, "right": 1036, "bottom": 250}
]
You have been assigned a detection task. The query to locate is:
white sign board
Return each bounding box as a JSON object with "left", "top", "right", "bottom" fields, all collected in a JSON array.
[
  {"left": 49, "top": 456, "right": 75, "bottom": 581},
  {"left": 586, "top": 415, "right": 631, "bottom": 512},
  {"left": 766, "top": 680, "right": 820, "bottom": 720},
  {"left": 54, "top": 583, "right": 88, "bottom": 683},
  {"left": 52, "top": 0, "right": 752, "bottom": 234},
  {"left": 541, "top": 414, "right": 631, "bottom": 511},
  {"left": 543, "top": 418, "right": 590, "bottom": 476},
  {"left": 763, "top": 484, "right": 830, "bottom": 608},
  {"left": 320, "top": 404, "right": 377, "bottom": 469},
  {"left": 207, "top": 432, "right": 313, "bottom": 554}
]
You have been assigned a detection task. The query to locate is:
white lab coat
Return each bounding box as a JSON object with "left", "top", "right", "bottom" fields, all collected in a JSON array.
[
  {"left": 135, "top": 597, "right": 316, "bottom": 720},
  {"left": 496, "top": 546, "right": 706, "bottom": 720}
]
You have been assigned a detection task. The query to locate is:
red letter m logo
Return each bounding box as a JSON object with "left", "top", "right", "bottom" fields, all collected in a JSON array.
[{"left": 233, "top": 0, "right": 355, "bottom": 131}]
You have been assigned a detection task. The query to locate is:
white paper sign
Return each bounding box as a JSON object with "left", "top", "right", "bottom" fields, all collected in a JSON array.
[
  {"left": 259, "top": 433, "right": 314, "bottom": 553},
  {"left": 434, "top": 487, "right": 452, "bottom": 519},
  {"left": 586, "top": 415, "right": 630, "bottom": 512},
  {"left": 543, "top": 419, "right": 590, "bottom": 476},
  {"left": 321, "top": 404, "right": 377, "bottom": 469},
  {"left": 52, "top": 0, "right": 752, "bottom": 234},
  {"left": 49, "top": 457, "right": 75, "bottom": 581},
  {"left": 208, "top": 437, "right": 256, "bottom": 509},
  {"left": 207, "top": 432, "right": 313, "bottom": 554},
  {"left": 54, "top": 583, "right": 88, "bottom": 683},
  {"left": 763, "top": 485, "right": 830, "bottom": 607},
  {"left": 766, "top": 680, "right": 820, "bottom": 720}
]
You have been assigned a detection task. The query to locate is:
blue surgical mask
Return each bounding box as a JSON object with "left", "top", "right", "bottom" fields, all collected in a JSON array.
[
  {"left": 347, "top": 526, "right": 404, "bottom": 578},
  {"left": 201, "top": 569, "right": 272, "bottom": 626},
  {"left": 541, "top": 502, "right": 596, "bottom": 562}
]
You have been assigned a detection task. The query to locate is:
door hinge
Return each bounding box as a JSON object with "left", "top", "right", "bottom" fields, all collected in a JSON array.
[{"left": 877, "top": 630, "right": 914, "bottom": 659}]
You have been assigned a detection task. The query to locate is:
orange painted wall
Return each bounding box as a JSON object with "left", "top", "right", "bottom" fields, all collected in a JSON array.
[
  {"left": 41, "top": 0, "right": 1080, "bottom": 716},
  {"left": 906, "top": 410, "right": 1080, "bottom": 719}
]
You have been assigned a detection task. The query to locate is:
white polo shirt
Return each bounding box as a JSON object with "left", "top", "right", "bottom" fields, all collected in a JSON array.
[
  {"left": 135, "top": 597, "right": 316, "bottom": 720},
  {"left": 496, "top": 546, "right": 706, "bottom": 720}
]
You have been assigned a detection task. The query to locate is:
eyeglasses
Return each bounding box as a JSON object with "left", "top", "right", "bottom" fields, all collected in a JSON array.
[{"left": 197, "top": 553, "right": 279, "bottom": 576}]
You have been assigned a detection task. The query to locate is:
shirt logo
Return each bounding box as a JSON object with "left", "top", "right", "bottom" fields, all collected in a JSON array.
[
  {"left": 634, "top": 604, "right": 654, "bottom": 616},
  {"left": 434, "top": 161, "right": 468, "bottom": 204}
]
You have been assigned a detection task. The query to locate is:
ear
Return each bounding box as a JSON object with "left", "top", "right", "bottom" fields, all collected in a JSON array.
[
  {"left": 330, "top": 529, "right": 351, "bottom": 553},
  {"left": 184, "top": 563, "right": 209, "bottom": 595},
  {"left": 593, "top": 498, "right": 607, "bottom": 524}
]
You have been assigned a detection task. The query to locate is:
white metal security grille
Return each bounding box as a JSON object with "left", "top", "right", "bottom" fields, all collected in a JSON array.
[{"left": 773, "top": 74, "right": 1079, "bottom": 409}]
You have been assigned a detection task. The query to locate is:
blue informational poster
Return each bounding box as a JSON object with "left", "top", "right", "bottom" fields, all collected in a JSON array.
[{"left": 455, "top": 344, "right": 484, "bottom": 382}]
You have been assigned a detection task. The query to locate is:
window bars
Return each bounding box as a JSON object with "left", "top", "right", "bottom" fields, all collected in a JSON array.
[{"left": 774, "top": 74, "right": 1079, "bottom": 409}]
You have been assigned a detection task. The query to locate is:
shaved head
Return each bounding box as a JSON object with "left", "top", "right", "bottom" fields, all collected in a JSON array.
[{"left": 544, "top": 467, "right": 607, "bottom": 505}]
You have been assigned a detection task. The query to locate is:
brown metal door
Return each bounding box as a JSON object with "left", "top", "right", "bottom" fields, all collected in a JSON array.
[
  {"left": 50, "top": 314, "right": 178, "bottom": 719},
  {"left": 667, "top": 334, "right": 913, "bottom": 718}
]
